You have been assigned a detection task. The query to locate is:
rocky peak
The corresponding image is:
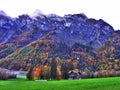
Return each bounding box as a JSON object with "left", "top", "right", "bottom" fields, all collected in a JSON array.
[
  {"left": 0, "top": 11, "right": 115, "bottom": 48},
  {"left": 0, "top": 10, "right": 8, "bottom": 16}
]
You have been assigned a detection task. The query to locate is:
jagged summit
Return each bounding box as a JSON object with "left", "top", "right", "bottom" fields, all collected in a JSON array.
[{"left": 30, "top": 9, "right": 44, "bottom": 18}]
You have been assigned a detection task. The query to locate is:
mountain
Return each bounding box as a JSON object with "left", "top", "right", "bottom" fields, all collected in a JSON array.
[{"left": 0, "top": 10, "right": 120, "bottom": 74}]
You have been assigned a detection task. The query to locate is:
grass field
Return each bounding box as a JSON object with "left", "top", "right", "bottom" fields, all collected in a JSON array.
[{"left": 0, "top": 77, "right": 120, "bottom": 90}]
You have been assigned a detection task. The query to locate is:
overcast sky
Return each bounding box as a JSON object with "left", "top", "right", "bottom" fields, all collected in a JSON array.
[{"left": 0, "top": 0, "right": 120, "bottom": 30}]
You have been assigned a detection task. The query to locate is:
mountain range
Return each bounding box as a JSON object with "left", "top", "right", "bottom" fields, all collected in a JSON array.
[{"left": 0, "top": 10, "right": 120, "bottom": 73}]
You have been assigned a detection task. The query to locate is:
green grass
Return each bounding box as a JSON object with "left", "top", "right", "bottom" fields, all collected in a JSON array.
[{"left": 0, "top": 77, "right": 120, "bottom": 90}]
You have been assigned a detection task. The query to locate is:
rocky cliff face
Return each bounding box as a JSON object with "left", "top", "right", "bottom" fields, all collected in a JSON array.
[
  {"left": 0, "top": 10, "right": 120, "bottom": 72},
  {"left": 0, "top": 11, "right": 114, "bottom": 47}
]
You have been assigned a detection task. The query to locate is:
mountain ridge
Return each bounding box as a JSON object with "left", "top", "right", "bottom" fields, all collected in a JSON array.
[{"left": 0, "top": 11, "right": 120, "bottom": 73}]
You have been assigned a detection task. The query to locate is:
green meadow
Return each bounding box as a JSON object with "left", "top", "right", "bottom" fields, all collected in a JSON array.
[{"left": 0, "top": 77, "right": 120, "bottom": 90}]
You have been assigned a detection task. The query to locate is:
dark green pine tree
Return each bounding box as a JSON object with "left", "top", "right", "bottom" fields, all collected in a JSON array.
[
  {"left": 61, "top": 61, "right": 73, "bottom": 79},
  {"left": 50, "top": 58, "right": 57, "bottom": 79}
]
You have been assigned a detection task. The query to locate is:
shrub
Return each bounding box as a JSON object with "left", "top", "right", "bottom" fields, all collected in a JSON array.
[
  {"left": 26, "top": 66, "right": 34, "bottom": 80},
  {"left": 109, "top": 69, "right": 116, "bottom": 77},
  {"left": 81, "top": 72, "right": 87, "bottom": 78},
  {"left": 116, "top": 71, "right": 120, "bottom": 76}
]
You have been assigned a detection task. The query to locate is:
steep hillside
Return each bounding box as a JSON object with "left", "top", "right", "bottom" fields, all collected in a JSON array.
[
  {"left": 0, "top": 31, "right": 120, "bottom": 73},
  {"left": 0, "top": 39, "right": 94, "bottom": 72}
]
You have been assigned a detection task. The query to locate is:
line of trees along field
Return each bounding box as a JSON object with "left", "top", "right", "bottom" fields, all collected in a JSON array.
[
  {"left": 26, "top": 56, "right": 120, "bottom": 80},
  {"left": 0, "top": 68, "right": 17, "bottom": 80}
]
